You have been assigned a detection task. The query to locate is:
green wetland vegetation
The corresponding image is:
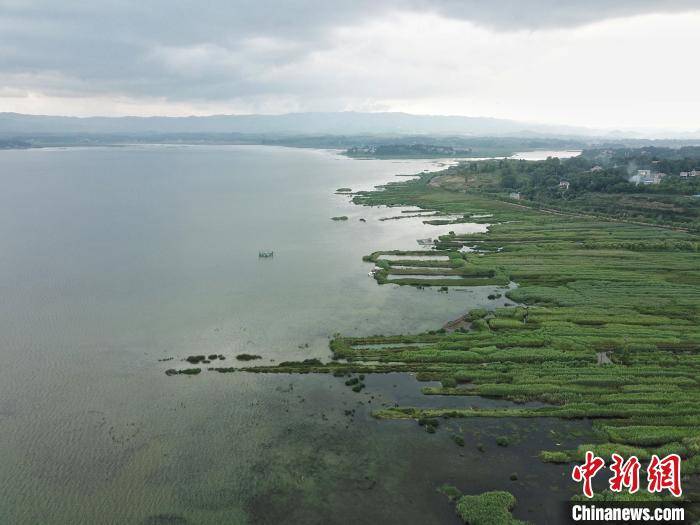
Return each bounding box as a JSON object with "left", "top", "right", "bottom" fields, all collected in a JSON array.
[{"left": 208, "top": 150, "right": 700, "bottom": 522}]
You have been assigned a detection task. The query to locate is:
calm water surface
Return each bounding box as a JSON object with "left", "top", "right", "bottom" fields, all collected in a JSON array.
[{"left": 0, "top": 145, "right": 589, "bottom": 524}]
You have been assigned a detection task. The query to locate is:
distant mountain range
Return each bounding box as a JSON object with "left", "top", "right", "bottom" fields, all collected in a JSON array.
[
  {"left": 0, "top": 111, "right": 605, "bottom": 137},
  {"left": 0, "top": 111, "right": 698, "bottom": 140}
]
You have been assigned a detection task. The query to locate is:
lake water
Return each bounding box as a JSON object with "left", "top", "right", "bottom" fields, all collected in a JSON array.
[{"left": 0, "top": 145, "right": 589, "bottom": 524}]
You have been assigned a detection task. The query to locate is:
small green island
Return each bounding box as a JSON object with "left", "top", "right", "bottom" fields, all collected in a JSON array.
[{"left": 331, "top": 215, "right": 349, "bottom": 221}]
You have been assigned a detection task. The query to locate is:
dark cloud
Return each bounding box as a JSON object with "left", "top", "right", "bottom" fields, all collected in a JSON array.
[{"left": 0, "top": 0, "right": 698, "bottom": 104}]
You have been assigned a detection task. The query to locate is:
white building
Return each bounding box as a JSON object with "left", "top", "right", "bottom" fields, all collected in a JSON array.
[
  {"left": 559, "top": 181, "right": 570, "bottom": 190},
  {"left": 631, "top": 170, "right": 665, "bottom": 185},
  {"left": 509, "top": 192, "right": 521, "bottom": 200}
]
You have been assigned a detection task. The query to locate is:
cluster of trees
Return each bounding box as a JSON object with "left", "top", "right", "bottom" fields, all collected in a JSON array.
[
  {"left": 461, "top": 148, "right": 700, "bottom": 198},
  {"left": 462, "top": 156, "right": 629, "bottom": 197},
  {"left": 453, "top": 147, "right": 700, "bottom": 228},
  {"left": 603, "top": 146, "right": 700, "bottom": 174}
]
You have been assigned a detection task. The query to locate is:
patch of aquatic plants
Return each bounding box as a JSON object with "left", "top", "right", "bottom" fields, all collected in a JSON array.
[
  {"left": 165, "top": 368, "right": 201, "bottom": 376},
  {"left": 343, "top": 374, "right": 366, "bottom": 392},
  {"left": 236, "top": 353, "right": 262, "bottom": 361},
  {"left": 496, "top": 436, "right": 510, "bottom": 447},
  {"left": 441, "top": 488, "right": 524, "bottom": 525},
  {"left": 418, "top": 417, "right": 440, "bottom": 434},
  {"left": 185, "top": 354, "right": 225, "bottom": 364}
]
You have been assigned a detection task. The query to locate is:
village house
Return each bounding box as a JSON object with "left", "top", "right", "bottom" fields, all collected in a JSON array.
[
  {"left": 590, "top": 165, "right": 604, "bottom": 172},
  {"left": 559, "top": 180, "right": 570, "bottom": 190},
  {"left": 631, "top": 169, "right": 665, "bottom": 185},
  {"left": 652, "top": 173, "right": 667, "bottom": 184},
  {"left": 509, "top": 192, "right": 521, "bottom": 200}
]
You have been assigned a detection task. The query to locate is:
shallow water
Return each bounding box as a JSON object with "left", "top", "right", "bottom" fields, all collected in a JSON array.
[{"left": 0, "top": 145, "right": 591, "bottom": 524}]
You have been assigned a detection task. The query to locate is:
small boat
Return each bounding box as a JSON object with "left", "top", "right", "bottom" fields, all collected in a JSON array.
[
  {"left": 416, "top": 238, "right": 433, "bottom": 246},
  {"left": 258, "top": 251, "right": 274, "bottom": 258}
]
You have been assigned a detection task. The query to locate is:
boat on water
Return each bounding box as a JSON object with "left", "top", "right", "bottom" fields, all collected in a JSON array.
[
  {"left": 258, "top": 250, "right": 274, "bottom": 258},
  {"left": 416, "top": 238, "right": 433, "bottom": 246}
]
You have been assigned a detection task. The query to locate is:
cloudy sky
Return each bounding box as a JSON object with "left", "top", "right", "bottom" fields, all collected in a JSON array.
[{"left": 1, "top": 1, "right": 699, "bottom": 130}]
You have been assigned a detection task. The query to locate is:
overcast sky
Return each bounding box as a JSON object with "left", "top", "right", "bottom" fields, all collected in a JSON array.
[{"left": 1, "top": 1, "right": 699, "bottom": 130}]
